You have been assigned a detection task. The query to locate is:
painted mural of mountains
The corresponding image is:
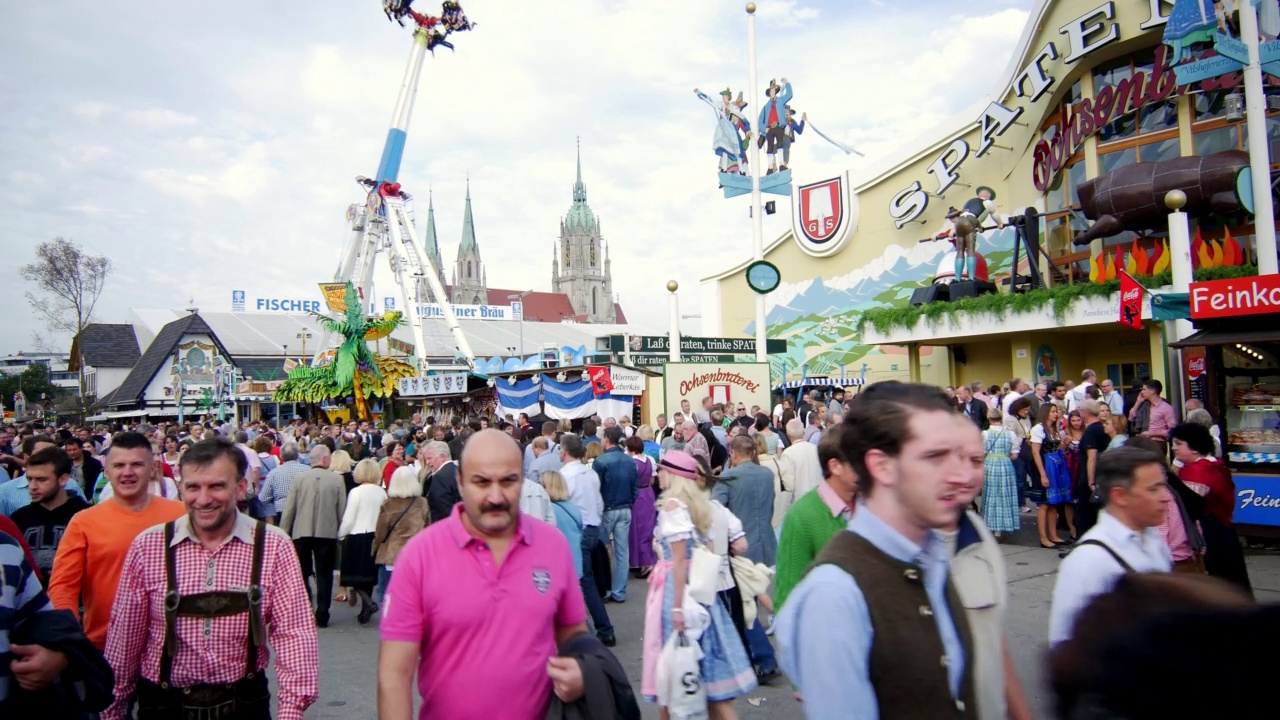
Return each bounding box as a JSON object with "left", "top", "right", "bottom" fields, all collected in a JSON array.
[{"left": 749, "top": 228, "right": 1018, "bottom": 376}]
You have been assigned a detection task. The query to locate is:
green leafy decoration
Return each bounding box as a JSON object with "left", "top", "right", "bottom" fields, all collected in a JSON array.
[
  {"left": 273, "top": 282, "right": 408, "bottom": 418},
  {"left": 856, "top": 265, "right": 1258, "bottom": 334}
]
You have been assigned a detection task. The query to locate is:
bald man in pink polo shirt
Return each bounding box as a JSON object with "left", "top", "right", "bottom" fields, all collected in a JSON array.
[{"left": 378, "top": 430, "right": 589, "bottom": 720}]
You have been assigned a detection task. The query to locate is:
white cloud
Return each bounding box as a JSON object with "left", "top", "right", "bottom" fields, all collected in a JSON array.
[
  {"left": 125, "top": 107, "right": 199, "bottom": 130},
  {"left": 755, "top": 1, "right": 822, "bottom": 27},
  {"left": 0, "top": 0, "right": 1035, "bottom": 354}
]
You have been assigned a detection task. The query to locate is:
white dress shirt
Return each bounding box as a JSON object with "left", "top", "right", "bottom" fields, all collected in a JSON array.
[
  {"left": 561, "top": 459, "right": 603, "bottom": 527},
  {"left": 1065, "top": 381, "right": 1094, "bottom": 413},
  {"left": 1048, "top": 511, "right": 1172, "bottom": 645}
]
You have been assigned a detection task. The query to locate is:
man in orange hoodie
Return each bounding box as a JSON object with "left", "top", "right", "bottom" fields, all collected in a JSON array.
[{"left": 48, "top": 431, "right": 185, "bottom": 648}]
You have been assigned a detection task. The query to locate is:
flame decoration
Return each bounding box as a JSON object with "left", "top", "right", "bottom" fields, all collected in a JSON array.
[
  {"left": 1197, "top": 237, "right": 1214, "bottom": 268},
  {"left": 1223, "top": 228, "right": 1242, "bottom": 266},
  {"left": 1151, "top": 239, "right": 1170, "bottom": 274}
]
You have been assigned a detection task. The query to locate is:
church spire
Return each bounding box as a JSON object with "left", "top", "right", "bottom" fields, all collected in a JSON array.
[
  {"left": 573, "top": 136, "right": 587, "bottom": 203},
  {"left": 424, "top": 188, "right": 442, "bottom": 265},
  {"left": 459, "top": 178, "right": 479, "bottom": 256}
]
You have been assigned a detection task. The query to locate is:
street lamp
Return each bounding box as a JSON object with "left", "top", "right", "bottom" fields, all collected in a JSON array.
[
  {"left": 667, "top": 280, "right": 681, "bottom": 362},
  {"left": 296, "top": 331, "right": 312, "bottom": 365},
  {"left": 507, "top": 290, "right": 533, "bottom": 358}
]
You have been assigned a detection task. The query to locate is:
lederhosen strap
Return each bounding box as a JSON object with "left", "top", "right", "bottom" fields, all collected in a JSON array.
[
  {"left": 160, "top": 519, "right": 269, "bottom": 688},
  {"left": 246, "top": 519, "right": 266, "bottom": 678}
]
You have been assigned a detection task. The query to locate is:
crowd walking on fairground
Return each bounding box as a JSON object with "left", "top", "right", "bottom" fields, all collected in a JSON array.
[{"left": 0, "top": 375, "right": 1273, "bottom": 719}]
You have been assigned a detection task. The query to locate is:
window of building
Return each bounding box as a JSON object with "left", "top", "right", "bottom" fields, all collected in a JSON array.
[
  {"left": 1046, "top": 156, "right": 1088, "bottom": 213},
  {"left": 1194, "top": 123, "right": 1239, "bottom": 155},
  {"left": 467, "top": 262, "right": 472, "bottom": 279},
  {"left": 1094, "top": 50, "right": 1179, "bottom": 146},
  {"left": 1192, "top": 82, "right": 1280, "bottom": 163}
]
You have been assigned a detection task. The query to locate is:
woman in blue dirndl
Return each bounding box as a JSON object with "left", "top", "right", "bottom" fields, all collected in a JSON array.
[
  {"left": 1029, "top": 403, "right": 1075, "bottom": 548},
  {"left": 641, "top": 451, "right": 756, "bottom": 717}
]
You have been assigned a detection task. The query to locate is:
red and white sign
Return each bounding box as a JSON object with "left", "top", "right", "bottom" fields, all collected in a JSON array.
[
  {"left": 1187, "top": 356, "right": 1206, "bottom": 380},
  {"left": 791, "top": 172, "right": 859, "bottom": 258},
  {"left": 588, "top": 366, "right": 613, "bottom": 396},
  {"left": 1118, "top": 270, "right": 1144, "bottom": 330},
  {"left": 1189, "top": 274, "right": 1280, "bottom": 320}
]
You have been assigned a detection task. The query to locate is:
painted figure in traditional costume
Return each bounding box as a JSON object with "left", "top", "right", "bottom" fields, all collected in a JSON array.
[
  {"left": 695, "top": 87, "right": 749, "bottom": 176},
  {"left": 757, "top": 78, "right": 793, "bottom": 174},
  {"left": 729, "top": 92, "right": 753, "bottom": 175},
  {"left": 781, "top": 106, "right": 806, "bottom": 169},
  {"left": 935, "top": 187, "right": 1002, "bottom": 281}
]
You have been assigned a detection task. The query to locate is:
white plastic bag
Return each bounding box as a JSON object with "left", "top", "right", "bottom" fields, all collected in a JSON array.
[
  {"left": 655, "top": 631, "right": 709, "bottom": 720},
  {"left": 687, "top": 543, "right": 721, "bottom": 606}
]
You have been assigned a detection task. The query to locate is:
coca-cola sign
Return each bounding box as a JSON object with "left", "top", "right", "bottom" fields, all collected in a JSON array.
[
  {"left": 1187, "top": 357, "right": 1206, "bottom": 380},
  {"left": 1118, "top": 270, "right": 1144, "bottom": 330}
]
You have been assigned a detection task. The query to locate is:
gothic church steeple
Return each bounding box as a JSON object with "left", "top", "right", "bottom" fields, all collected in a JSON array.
[
  {"left": 554, "top": 140, "right": 615, "bottom": 322},
  {"left": 451, "top": 179, "right": 488, "bottom": 306}
]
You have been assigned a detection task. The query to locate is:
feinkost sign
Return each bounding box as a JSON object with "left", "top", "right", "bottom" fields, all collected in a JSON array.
[
  {"left": 1234, "top": 474, "right": 1280, "bottom": 527},
  {"left": 1189, "top": 275, "right": 1280, "bottom": 320}
]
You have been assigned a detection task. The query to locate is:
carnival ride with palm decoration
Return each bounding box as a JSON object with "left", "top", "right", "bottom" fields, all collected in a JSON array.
[
  {"left": 314, "top": 1, "right": 478, "bottom": 372},
  {"left": 274, "top": 283, "right": 416, "bottom": 421}
]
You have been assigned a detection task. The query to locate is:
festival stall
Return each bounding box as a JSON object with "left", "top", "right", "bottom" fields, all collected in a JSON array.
[
  {"left": 1170, "top": 274, "right": 1280, "bottom": 534},
  {"left": 394, "top": 371, "right": 496, "bottom": 422},
  {"left": 489, "top": 364, "right": 649, "bottom": 424}
]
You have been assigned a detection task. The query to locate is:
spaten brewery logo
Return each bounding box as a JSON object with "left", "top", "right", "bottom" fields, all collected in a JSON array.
[{"left": 791, "top": 171, "right": 859, "bottom": 257}]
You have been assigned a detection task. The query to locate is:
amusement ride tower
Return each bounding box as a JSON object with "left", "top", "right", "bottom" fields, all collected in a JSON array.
[{"left": 319, "top": 3, "right": 476, "bottom": 371}]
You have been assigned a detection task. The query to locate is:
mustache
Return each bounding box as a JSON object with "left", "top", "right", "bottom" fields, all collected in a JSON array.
[{"left": 481, "top": 502, "right": 511, "bottom": 513}]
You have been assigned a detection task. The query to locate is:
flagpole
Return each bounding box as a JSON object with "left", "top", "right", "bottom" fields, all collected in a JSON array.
[
  {"left": 747, "top": 3, "right": 767, "bottom": 363},
  {"left": 1240, "top": 0, "right": 1278, "bottom": 275}
]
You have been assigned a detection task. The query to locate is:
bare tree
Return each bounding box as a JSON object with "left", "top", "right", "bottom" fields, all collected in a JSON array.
[{"left": 20, "top": 237, "right": 112, "bottom": 399}]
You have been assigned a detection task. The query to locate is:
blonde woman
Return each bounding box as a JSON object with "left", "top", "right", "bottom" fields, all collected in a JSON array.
[
  {"left": 641, "top": 450, "right": 756, "bottom": 720},
  {"left": 339, "top": 458, "right": 388, "bottom": 623},
  {"left": 372, "top": 465, "right": 430, "bottom": 605},
  {"left": 755, "top": 433, "right": 789, "bottom": 527},
  {"left": 328, "top": 448, "right": 360, "bottom": 605},
  {"left": 583, "top": 441, "right": 603, "bottom": 468},
  {"left": 330, "top": 449, "right": 357, "bottom": 494},
  {"left": 543, "top": 471, "right": 584, "bottom": 581}
]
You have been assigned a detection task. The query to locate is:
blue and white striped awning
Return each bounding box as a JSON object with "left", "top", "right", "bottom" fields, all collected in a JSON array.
[
  {"left": 774, "top": 378, "right": 865, "bottom": 391},
  {"left": 1228, "top": 452, "right": 1280, "bottom": 464}
]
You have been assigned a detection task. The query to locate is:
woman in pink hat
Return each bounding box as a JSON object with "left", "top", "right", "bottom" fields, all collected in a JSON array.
[{"left": 641, "top": 450, "right": 756, "bottom": 718}]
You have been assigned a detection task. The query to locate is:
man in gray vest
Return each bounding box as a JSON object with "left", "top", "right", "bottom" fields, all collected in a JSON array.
[{"left": 777, "top": 381, "right": 977, "bottom": 719}]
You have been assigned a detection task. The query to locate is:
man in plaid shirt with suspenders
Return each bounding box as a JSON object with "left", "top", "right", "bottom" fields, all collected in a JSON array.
[{"left": 102, "top": 436, "right": 318, "bottom": 720}]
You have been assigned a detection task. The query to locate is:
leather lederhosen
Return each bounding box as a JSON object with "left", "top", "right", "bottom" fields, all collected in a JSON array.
[{"left": 136, "top": 520, "right": 269, "bottom": 720}]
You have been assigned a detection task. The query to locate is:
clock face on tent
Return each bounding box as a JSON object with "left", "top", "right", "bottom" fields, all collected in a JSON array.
[{"left": 746, "top": 261, "right": 781, "bottom": 295}]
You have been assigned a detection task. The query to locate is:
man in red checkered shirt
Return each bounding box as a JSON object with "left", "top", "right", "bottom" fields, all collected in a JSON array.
[{"left": 101, "top": 437, "right": 319, "bottom": 720}]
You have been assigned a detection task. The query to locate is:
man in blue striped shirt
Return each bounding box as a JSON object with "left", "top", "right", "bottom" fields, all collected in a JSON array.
[{"left": 1, "top": 527, "right": 68, "bottom": 703}]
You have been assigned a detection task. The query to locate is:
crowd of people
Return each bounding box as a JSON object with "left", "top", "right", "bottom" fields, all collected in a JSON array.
[{"left": 0, "top": 376, "right": 1270, "bottom": 719}]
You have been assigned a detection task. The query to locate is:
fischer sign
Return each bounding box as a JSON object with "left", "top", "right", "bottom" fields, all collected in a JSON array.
[{"left": 1189, "top": 275, "right": 1280, "bottom": 320}]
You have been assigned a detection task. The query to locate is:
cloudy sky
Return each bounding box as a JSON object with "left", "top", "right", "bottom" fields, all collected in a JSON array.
[{"left": 0, "top": 0, "right": 1033, "bottom": 356}]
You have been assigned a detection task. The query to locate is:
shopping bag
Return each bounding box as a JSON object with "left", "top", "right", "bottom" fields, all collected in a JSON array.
[
  {"left": 687, "top": 544, "right": 720, "bottom": 606},
  {"left": 655, "top": 631, "right": 708, "bottom": 719}
]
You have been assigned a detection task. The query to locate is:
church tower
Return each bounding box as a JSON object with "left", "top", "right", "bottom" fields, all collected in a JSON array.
[
  {"left": 421, "top": 190, "right": 447, "bottom": 301},
  {"left": 450, "top": 181, "right": 488, "bottom": 306},
  {"left": 553, "top": 142, "right": 615, "bottom": 323}
]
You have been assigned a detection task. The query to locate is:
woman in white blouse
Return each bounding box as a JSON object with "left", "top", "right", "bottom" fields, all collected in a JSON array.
[{"left": 339, "top": 458, "right": 388, "bottom": 624}]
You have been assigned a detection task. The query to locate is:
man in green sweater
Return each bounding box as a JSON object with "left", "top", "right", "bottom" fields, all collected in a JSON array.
[{"left": 774, "top": 424, "right": 857, "bottom": 610}]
